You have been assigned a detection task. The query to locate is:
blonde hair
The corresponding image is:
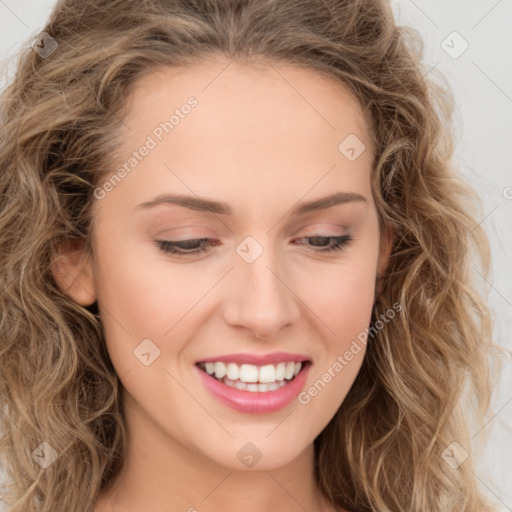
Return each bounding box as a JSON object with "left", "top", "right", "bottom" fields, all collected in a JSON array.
[{"left": 0, "top": 0, "right": 505, "bottom": 510}]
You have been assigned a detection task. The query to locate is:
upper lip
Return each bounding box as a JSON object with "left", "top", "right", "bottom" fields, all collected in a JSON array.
[{"left": 195, "top": 352, "right": 311, "bottom": 366}]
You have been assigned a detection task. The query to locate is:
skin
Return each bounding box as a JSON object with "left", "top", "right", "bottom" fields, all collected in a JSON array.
[{"left": 52, "top": 56, "right": 393, "bottom": 512}]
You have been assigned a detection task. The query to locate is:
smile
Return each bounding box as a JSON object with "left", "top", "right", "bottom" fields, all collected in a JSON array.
[
  {"left": 197, "top": 361, "right": 305, "bottom": 392},
  {"left": 195, "top": 358, "right": 312, "bottom": 414}
]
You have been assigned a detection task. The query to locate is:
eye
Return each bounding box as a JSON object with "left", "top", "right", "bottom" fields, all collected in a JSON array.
[
  {"left": 156, "top": 238, "right": 217, "bottom": 256},
  {"left": 155, "top": 235, "right": 353, "bottom": 257},
  {"left": 294, "top": 234, "right": 353, "bottom": 253}
]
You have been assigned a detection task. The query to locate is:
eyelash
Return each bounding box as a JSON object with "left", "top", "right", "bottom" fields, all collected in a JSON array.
[{"left": 155, "top": 235, "right": 353, "bottom": 257}]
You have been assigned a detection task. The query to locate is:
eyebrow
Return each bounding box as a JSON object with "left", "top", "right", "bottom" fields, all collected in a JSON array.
[{"left": 135, "top": 191, "right": 367, "bottom": 216}]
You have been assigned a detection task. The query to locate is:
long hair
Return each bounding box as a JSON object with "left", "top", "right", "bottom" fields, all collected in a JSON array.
[{"left": 0, "top": 1, "right": 505, "bottom": 510}]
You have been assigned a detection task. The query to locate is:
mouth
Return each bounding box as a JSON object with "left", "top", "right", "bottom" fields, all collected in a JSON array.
[{"left": 196, "top": 360, "right": 312, "bottom": 392}]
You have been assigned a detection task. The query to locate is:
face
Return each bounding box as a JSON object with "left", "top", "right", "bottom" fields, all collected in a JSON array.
[{"left": 54, "top": 57, "right": 392, "bottom": 472}]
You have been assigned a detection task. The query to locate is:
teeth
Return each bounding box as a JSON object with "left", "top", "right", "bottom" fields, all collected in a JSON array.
[
  {"left": 275, "top": 362, "right": 286, "bottom": 381},
  {"left": 223, "top": 377, "right": 288, "bottom": 392},
  {"left": 240, "top": 364, "right": 259, "bottom": 383},
  {"left": 202, "top": 361, "right": 304, "bottom": 384},
  {"left": 284, "top": 362, "right": 295, "bottom": 380},
  {"left": 214, "top": 362, "right": 227, "bottom": 379},
  {"left": 226, "top": 362, "right": 239, "bottom": 380},
  {"left": 259, "top": 364, "right": 276, "bottom": 383}
]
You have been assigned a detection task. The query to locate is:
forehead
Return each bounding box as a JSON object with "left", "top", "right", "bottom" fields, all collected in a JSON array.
[
  {"left": 100, "top": 57, "right": 375, "bottom": 222},
  {"left": 120, "top": 56, "right": 372, "bottom": 149}
]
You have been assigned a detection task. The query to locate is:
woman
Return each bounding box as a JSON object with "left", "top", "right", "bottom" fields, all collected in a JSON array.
[{"left": 0, "top": 0, "right": 504, "bottom": 511}]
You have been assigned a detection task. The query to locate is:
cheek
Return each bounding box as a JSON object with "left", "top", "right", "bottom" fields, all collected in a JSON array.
[
  {"left": 92, "top": 237, "right": 216, "bottom": 371},
  {"left": 297, "top": 258, "right": 376, "bottom": 425},
  {"left": 318, "top": 269, "right": 374, "bottom": 322},
  {"left": 91, "top": 240, "right": 170, "bottom": 370},
  {"left": 304, "top": 246, "right": 378, "bottom": 338},
  {"left": 93, "top": 234, "right": 191, "bottom": 329}
]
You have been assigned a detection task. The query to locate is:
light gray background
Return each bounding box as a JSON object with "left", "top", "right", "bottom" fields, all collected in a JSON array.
[{"left": 0, "top": 0, "right": 511, "bottom": 510}]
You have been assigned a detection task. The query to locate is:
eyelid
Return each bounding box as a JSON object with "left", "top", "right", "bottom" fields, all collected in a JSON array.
[
  {"left": 155, "top": 233, "right": 353, "bottom": 258},
  {"left": 153, "top": 224, "right": 216, "bottom": 236},
  {"left": 291, "top": 221, "right": 349, "bottom": 235}
]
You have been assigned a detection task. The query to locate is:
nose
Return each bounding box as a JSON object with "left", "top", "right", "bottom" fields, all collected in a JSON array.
[{"left": 222, "top": 249, "right": 301, "bottom": 341}]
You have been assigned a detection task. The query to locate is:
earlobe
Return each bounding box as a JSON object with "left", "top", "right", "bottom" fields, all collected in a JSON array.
[{"left": 51, "top": 238, "right": 97, "bottom": 306}]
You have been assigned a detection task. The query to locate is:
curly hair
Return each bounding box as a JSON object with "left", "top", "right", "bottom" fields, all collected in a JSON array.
[{"left": 0, "top": 0, "right": 505, "bottom": 510}]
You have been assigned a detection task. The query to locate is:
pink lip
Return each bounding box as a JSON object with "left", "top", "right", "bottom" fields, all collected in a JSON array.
[
  {"left": 195, "top": 361, "right": 312, "bottom": 414},
  {"left": 196, "top": 352, "right": 311, "bottom": 366}
]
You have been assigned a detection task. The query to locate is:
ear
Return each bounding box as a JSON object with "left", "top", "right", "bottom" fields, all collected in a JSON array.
[
  {"left": 376, "top": 222, "right": 394, "bottom": 295},
  {"left": 51, "top": 238, "right": 97, "bottom": 306}
]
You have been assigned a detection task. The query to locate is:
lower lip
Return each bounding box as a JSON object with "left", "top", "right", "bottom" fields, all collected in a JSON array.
[{"left": 195, "top": 363, "right": 311, "bottom": 414}]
